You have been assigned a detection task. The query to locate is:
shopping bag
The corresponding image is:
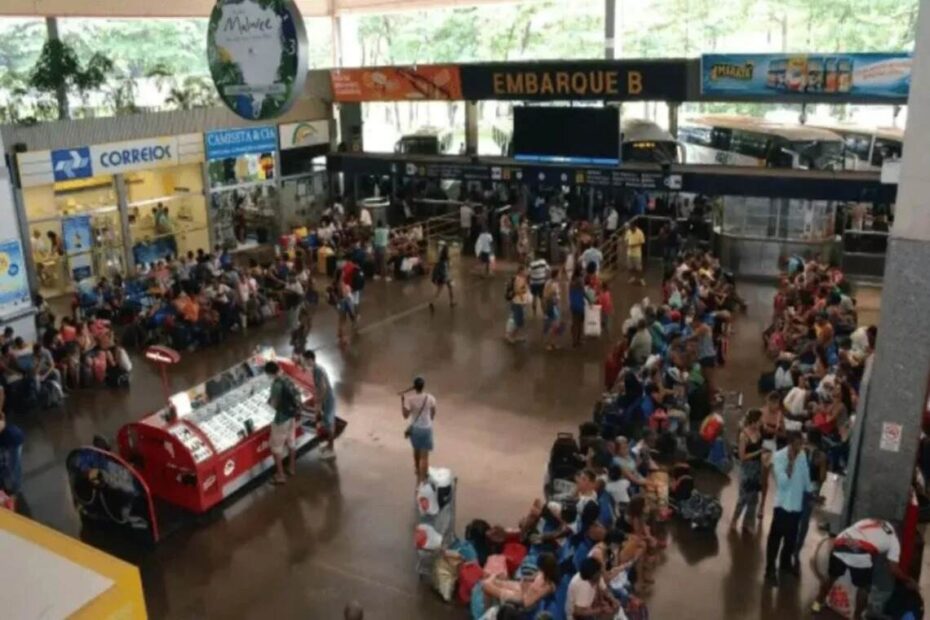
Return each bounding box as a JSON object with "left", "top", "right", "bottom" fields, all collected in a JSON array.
[{"left": 584, "top": 304, "right": 603, "bottom": 337}]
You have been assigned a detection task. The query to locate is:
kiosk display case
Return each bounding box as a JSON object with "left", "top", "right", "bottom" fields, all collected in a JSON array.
[{"left": 69, "top": 350, "right": 345, "bottom": 524}]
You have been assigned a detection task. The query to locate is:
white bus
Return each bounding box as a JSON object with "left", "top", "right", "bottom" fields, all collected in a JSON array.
[
  {"left": 807, "top": 124, "right": 903, "bottom": 171},
  {"left": 491, "top": 117, "right": 683, "bottom": 164},
  {"left": 394, "top": 127, "right": 454, "bottom": 155},
  {"left": 679, "top": 115, "right": 846, "bottom": 170}
]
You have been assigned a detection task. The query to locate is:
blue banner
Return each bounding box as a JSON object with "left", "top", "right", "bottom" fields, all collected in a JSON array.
[
  {"left": 62, "top": 215, "right": 93, "bottom": 256},
  {"left": 0, "top": 239, "right": 30, "bottom": 309},
  {"left": 205, "top": 126, "right": 278, "bottom": 160},
  {"left": 701, "top": 53, "right": 911, "bottom": 100}
]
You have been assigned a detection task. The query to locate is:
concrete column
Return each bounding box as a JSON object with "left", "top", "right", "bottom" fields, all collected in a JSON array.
[
  {"left": 114, "top": 175, "right": 134, "bottom": 276},
  {"left": 339, "top": 102, "right": 363, "bottom": 152},
  {"left": 464, "top": 101, "right": 479, "bottom": 156},
  {"left": 604, "top": 0, "right": 616, "bottom": 60},
  {"left": 845, "top": 0, "right": 930, "bottom": 525},
  {"left": 668, "top": 103, "right": 679, "bottom": 138}
]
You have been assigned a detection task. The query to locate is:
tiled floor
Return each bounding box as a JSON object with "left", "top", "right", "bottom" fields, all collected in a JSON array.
[{"left": 13, "top": 262, "right": 921, "bottom": 619}]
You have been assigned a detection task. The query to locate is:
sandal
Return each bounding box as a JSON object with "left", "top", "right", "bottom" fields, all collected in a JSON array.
[{"left": 271, "top": 475, "right": 286, "bottom": 485}]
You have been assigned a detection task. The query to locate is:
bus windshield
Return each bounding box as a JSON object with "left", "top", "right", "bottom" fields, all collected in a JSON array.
[
  {"left": 397, "top": 136, "right": 441, "bottom": 155},
  {"left": 789, "top": 140, "right": 845, "bottom": 170}
]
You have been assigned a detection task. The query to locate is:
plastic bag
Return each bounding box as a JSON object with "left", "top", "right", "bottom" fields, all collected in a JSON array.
[
  {"left": 417, "top": 482, "right": 439, "bottom": 516},
  {"left": 584, "top": 304, "right": 602, "bottom": 337},
  {"left": 415, "top": 523, "right": 443, "bottom": 550},
  {"left": 432, "top": 551, "right": 463, "bottom": 603}
]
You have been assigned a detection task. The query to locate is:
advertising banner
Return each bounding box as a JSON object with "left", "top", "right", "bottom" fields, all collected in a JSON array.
[
  {"left": 207, "top": 0, "right": 308, "bottom": 121},
  {"left": 205, "top": 126, "right": 278, "bottom": 160},
  {"left": 62, "top": 215, "right": 93, "bottom": 256},
  {"left": 701, "top": 53, "right": 911, "bottom": 100},
  {"left": 48, "top": 137, "right": 180, "bottom": 182},
  {"left": 279, "top": 120, "right": 330, "bottom": 150},
  {"left": 460, "top": 60, "right": 688, "bottom": 101},
  {"left": 330, "top": 65, "right": 463, "bottom": 102},
  {"left": 66, "top": 447, "right": 158, "bottom": 543},
  {"left": 0, "top": 239, "right": 31, "bottom": 312}
]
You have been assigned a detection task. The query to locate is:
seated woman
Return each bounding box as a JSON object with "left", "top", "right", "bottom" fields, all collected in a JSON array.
[
  {"left": 615, "top": 495, "right": 658, "bottom": 594},
  {"left": 476, "top": 552, "right": 560, "bottom": 617},
  {"left": 589, "top": 528, "right": 644, "bottom": 604}
]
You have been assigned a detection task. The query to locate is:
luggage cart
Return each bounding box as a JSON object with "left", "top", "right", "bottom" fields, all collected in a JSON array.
[{"left": 415, "top": 469, "right": 457, "bottom": 579}]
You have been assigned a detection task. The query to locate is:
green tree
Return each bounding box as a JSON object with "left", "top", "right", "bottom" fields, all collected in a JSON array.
[{"left": 28, "top": 38, "right": 112, "bottom": 120}]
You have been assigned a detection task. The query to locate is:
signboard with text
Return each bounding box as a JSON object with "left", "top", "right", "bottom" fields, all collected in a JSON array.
[
  {"left": 701, "top": 53, "right": 911, "bottom": 100},
  {"left": 330, "top": 65, "right": 463, "bottom": 102},
  {"left": 0, "top": 238, "right": 30, "bottom": 314},
  {"left": 207, "top": 0, "right": 308, "bottom": 120},
  {"left": 279, "top": 120, "right": 330, "bottom": 150},
  {"left": 18, "top": 134, "right": 204, "bottom": 187},
  {"left": 459, "top": 60, "right": 688, "bottom": 101},
  {"left": 204, "top": 126, "right": 278, "bottom": 160}
]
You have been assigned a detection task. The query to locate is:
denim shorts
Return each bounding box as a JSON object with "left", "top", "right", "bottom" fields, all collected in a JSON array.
[{"left": 409, "top": 425, "right": 433, "bottom": 451}]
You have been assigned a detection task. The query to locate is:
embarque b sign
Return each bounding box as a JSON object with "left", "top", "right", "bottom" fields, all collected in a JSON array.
[{"left": 208, "top": 0, "right": 308, "bottom": 120}]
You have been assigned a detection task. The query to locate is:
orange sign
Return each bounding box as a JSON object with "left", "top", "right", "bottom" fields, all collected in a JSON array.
[{"left": 330, "top": 65, "right": 462, "bottom": 102}]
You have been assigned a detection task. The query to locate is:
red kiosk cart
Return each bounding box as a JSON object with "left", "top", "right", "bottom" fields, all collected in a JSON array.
[{"left": 66, "top": 348, "right": 345, "bottom": 542}]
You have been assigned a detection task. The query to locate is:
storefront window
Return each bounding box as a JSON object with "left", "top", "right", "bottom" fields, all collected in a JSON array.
[
  {"left": 24, "top": 175, "right": 123, "bottom": 298},
  {"left": 205, "top": 126, "right": 280, "bottom": 249},
  {"left": 125, "top": 166, "right": 210, "bottom": 269}
]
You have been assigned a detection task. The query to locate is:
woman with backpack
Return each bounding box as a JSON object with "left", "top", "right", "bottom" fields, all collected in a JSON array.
[
  {"left": 730, "top": 408, "right": 766, "bottom": 533},
  {"left": 428, "top": 243, "right": 454, "bottom": 313}
]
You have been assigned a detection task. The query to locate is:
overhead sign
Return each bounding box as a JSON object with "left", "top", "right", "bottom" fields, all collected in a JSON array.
[
  {"left": 279, "top": 120, "right": 330, "bottom": 150},
  {"left": 205, "top": 126, "right": 278, "bottom": 160},
  {"left": 701, "top": 53, "right": 911, "bottom": 100},
  {"left": 23, "top": 134, "right": 204, "bottom": 186},
  {"left": 459, "top": 60, "right": 688, "bottom": 101},
  {"left": 330, "top": 65, "right": 463, "bottom": 102},
  {"left": 208, "top": 0, "right": 308, "bottom": 121}
]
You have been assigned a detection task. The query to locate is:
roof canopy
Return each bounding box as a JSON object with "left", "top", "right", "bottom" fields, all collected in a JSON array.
[{"left": 0, "top": 0, "right": 514, "bottom": 18}]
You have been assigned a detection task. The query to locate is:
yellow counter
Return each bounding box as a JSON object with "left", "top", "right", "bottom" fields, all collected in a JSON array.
[{"left": 0, "top": 509, "right": 146, "bottom": 619}]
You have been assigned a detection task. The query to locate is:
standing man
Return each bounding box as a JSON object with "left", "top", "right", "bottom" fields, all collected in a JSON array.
[
  {"left": 402, "top": 376, "right": 436, "bottom": 485},
  {"left": 527, "top": 253, "right": 550, "bottom": 317},
  {"left": 304, "top": 350, "right": 337, "bottom": 461},
  {"left": 373, "top": 219, "right": 390, "bottom": 281},
  {"left": 765, "top": 431, "right": 812, "bottom": 585},
  {"left": 624, "top": 221, "right": 646, "bottom": 286},
  {"left": 459, "top": 202, "right": 474, "bottom": 253},
  {"left": 474, "top": 228, "right": 495, "bottom": 277},
  {"left": 266, "top": 361, "right": 302, "bottom": 484}
]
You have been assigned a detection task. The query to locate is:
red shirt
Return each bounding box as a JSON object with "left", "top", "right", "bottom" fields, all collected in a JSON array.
[{"left": 341, "top": 262, "right": 358, "bottom": 287}]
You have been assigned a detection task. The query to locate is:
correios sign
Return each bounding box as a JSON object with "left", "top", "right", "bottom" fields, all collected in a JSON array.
[{"left": 207, "top": 0, "right": 308, "bottom": 121}]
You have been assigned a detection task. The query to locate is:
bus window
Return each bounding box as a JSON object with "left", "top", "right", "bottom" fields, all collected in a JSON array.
[
  {"left": 871, "top": 138, "right": 902, "bottom": 167},
  {"left": 730, "top": 130, "right": 771, "bottom": 160},
  {"left": 711, "top": 127, "right": 732, "bottom": 151},
  {"left": 843, "top": 133, "right": 872, "bottom": 163},
  {"left": 679, "top": 125, "right": 713, "bottom": 147}
]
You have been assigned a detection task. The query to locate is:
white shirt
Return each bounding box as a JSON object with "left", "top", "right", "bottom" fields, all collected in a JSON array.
[
  {"left": 404, "top": 392, "right": 436, "bottom": 430},
  {"left": 783, "top": 387, "right": 808, "bottom": 416},
  {"left": 566, "top": 573, "right": 597, "bottom": 620},
  {"left": 460, "top": 204, "right": 474, "bottom": 229},
  {"left": 475, "top": 232, "right": 494, "bottom": 256},
  {"left": 605, "top": 208, "right": 619, "bottom": 231},
  {"left": 580, "top": 247, "right": 603, "bottom": 272},
  {"left": 359, "top": 208, "right": 372, "bottom": 227},
  {"left": 605, "top": 478, "right": 631, "bottom": 505},
  {"left": 834, "top": 519, "right": 900, "bottom": 568}
]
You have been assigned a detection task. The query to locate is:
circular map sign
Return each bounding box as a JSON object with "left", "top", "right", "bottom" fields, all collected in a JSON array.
[{"left": 207, "top": 0, "right": 308, "bottom": 121}]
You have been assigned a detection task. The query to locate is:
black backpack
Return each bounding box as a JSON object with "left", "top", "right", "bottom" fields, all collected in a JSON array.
[
  {"left": 351, "top": 269, "right": 365, "bottom": 292},
  {"left": 548, "top": 433, "right": 582, "bottom": 480},
  {"left": 505, "top": 276, "right": 515, "bottom": 302}
]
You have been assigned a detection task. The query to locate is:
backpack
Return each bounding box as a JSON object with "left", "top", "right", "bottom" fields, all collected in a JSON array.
[
  {"left": 504, "top": 276, "right": 515, "bottom": 302},
  {"left": 456, "top": 561, "right": 483, "bottom": 606},
  {"left": 548, "top": 433, "right": 581, "bottom": 481},
  {"left": 351, "top": 268, "right": 365, "bottom": 292},
  {"left": 678, "top": 491, "right": 722, "bottom": 531}
]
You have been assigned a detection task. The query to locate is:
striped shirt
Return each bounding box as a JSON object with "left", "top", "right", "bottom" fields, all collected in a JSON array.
[{"left": 528, "top": 259, "right": 549, "bottom": 286}]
